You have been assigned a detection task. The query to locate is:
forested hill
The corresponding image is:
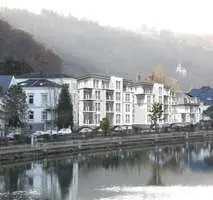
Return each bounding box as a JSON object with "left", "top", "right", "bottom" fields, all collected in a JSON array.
[
  {"left": 1, "top": 9, "right": 213, "bottom": 89},
  {"left": 0, "top": 19, "right": 62, "bottom": 74}
]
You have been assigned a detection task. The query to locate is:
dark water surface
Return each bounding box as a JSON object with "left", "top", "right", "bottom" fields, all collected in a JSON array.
[{"left": 1, "top": 142, "right": 213, "bottom": 200}]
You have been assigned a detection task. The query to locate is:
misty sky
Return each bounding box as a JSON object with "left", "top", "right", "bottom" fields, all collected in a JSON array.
[{"left": 2, "top": 0, "right": 213, "bottom": 34}]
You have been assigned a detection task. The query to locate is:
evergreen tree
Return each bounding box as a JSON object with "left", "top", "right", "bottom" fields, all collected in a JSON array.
[
  {"left": 4, "top": 85, "right": 28, "bottom": 128},
  {"left": 204, "top": 105, "right": 213, "bottom": 119},
  {"left": 100, "top": 117, "right": 110, "bottom": 136},
  {"left": 149, "top": 102, "right": 163, "bottom": 131},
  {"left": 56, "top": 84, "right": 73, "bottom": 130}
]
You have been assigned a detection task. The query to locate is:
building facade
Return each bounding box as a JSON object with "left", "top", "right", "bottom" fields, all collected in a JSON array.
[
  {"left": 173, "top": 93, "right": 202, "bottom": 124},
  {"left": 16, "top": 73, "right": 79, "bottom": 127},
  {"left": 78, "top": 74, "right": 134, "bottom": 127},
  {"left": 9, "top": 73, "right": 207, "bottom": 131},
  {"left": 18, "top": 79, "right": 61, "bottom": 132}
]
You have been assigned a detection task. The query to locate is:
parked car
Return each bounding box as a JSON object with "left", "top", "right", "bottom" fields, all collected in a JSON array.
[
  {"left": 58, "top": 128, "right": 72, "bottom": 135},
  {"left": 6, "top": 132, "right": 16, "bottom": 140}
]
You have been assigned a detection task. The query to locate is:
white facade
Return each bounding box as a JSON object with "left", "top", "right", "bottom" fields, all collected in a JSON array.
[
  {"left": 78, "top": 74, "right": 134, "bottom": 127},
  {"left": 13, "top": 73, "right": 206, "bottom": 130},
  {"left": 173, "top": 93, "right": 202, "bottom": 124},
  {"left": 19, "top": 81, "right": 61, "bottom": 132},
  {"left": 133, "top": 81, "right": 205, "bottom": 127},
  {"left": 16, "top": 74, "right": 78, "bottom": 127}
]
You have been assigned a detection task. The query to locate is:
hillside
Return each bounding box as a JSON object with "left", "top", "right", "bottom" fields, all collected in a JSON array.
[
  {"left": 1, "top": 9, "right": 213, "bottom": 89},
  {"left": 0, "top": 18, "right": 62, "bottom": 74}
]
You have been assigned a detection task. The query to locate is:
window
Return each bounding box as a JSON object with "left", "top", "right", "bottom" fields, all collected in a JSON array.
[
  {"left": 125, "top": 114, "right": 130, "bottom": 123},
  {"left": 116, "top": 114, "right": 121, "bottom": 124},
  {"left": 116, "top": 103, "right": 121, "bottom": 112},
  {"left": 95, "top": 103, "right": 100, "bottom": 111},
  {"left": 95, "top": 91, "right": 101, "bottom": 100},
  {"left": 94, "top": 79, "right": 99, "bottom": 88},
  {"left": 159, "top": 96, "right": 163, "bottom": 104},
  {"left": 159, "top": 87, "right": 163, "bottom": 95},
  {"left": 42, "top": 111, "right": 47, "bottom": 121},
  {"left": 116, "top": 92, "right": 121, "bottom": 101},
  {"left": 125, "top": 94, "right": 130, "bottom": 102},
  {"left": 95, "top": 114, "right": 100, "bottom": 124},
  {"left": 125, "top": 104, "right": 130, "bottom": 112},
  {"left": 41, "top": 93, "right": 48, "bottom": 105},
  {"left": 28, "top": 111, "right": 34, "bottom": 120},
  {"left": 147, "top": 95, "right": 151, "bottom": 104},
  {"left": 29, "top": 94, "right": 34, "bottom": 104},
  {"left": 116, "top": 81, "right": 121, "bottom": 90},
  {"left": 102, "top": 81, "right": 105, "bottom": 89}
]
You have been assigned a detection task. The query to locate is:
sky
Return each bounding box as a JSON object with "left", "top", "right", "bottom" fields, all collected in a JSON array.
[{"left": 2, "top": 0, "right": 213, "bottom": 34}]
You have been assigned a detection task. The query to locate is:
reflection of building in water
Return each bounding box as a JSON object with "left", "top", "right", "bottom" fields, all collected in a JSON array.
[
  {"left": 69, "top": 162, "right": 79, "bottom": 200},
  {"left": 147, "top": 147, "right": 163, "bottom": 185},
  {"left": 26, "top": 163, "right": 62, "bottom": 200},
  {"left": 30, "top": 161, "right": 79, "bottom": 200}
]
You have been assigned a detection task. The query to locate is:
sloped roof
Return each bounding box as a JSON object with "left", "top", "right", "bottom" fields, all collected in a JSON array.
[
  {"left": 16, "top": 72, "right": 76, "bottom": 79},
  {"left": 0, "top": 75, "right": 13, "bottom": 94},
  {"left": 18, "top": 79, "right": 61, "bottom": 88},
  {"left": 77, "top": 73, "right": 111, "bottom": 80},
  {"left": 190, "top": 86, "right": 213, "bottom": 105}
]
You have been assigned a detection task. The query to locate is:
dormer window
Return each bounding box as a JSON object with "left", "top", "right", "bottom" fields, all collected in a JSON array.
[{"left": 29, "top": 94, "right": 34, "bottom": 104}]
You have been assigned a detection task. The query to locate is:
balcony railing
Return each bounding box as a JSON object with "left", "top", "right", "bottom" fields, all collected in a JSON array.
[{"left": 106, "top": 96, "right": 114, "bottom": 101}]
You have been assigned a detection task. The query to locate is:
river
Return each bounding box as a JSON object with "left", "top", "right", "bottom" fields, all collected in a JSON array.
[{"left": 1, "top": 141, "right": 213, "bottom": 200}]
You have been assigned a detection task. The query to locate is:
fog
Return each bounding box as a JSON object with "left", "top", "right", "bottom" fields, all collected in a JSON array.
[{"left": 1, "top": 8, "right": 213, "bottom": 89}]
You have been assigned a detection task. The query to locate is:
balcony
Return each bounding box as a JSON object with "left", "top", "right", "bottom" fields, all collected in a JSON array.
[
  {"left": 106, "top": 102, "right": 114, "bottom": 113},
  {"left": 106, "top": 90, "right": 114, "bottom": 101},
  {"left": 83, "top": 89, "right": 93, "bottom": 100},
  {"left": 83, "top": 101, "right": 94, "bottom": 112}
]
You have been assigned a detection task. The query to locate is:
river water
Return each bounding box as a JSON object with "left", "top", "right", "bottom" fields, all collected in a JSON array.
[{"left": 1, "top": 141, "right": 213, "bottom": 200}]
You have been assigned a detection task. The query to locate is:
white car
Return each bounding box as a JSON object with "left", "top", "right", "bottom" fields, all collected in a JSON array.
[{"left": 58, "top": 128, "right": 72, "bottom": 135}]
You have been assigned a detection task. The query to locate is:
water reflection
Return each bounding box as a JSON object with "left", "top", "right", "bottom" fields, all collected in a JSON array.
[{"left": 1, "top": 142, "right": 213, "bottom": 199}]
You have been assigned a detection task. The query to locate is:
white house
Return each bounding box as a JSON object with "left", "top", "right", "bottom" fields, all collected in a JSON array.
[
  {"left": 78, "top": 74, "right": 134, "bottom": 128},
  {"left": 173, "top": 93, "right": 202, "bottom": 124},
  {"left": 18, "top": 79, "right": 61, "bottom": 132},
  {"left": 16, "top": 73, "right": 79, "bottom": 127}
]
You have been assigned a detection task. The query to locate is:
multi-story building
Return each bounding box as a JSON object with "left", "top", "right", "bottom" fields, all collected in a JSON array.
[
  {"left": 173, "top": 93, "right": 202, "bottom": 124},
  {"left": 133, "top": 82, "right": 174, "bottom": 127},
  {"left": 11, "top": 73, "right": 206, "bottom": 130},
  {"left": 78, "top": 74, "right": 134, "bottom": 128},
  {"left": 16, "top": 73, "right": 79, "bottom": 127},
  {"left": 18, "top": 79, "right": 61, "bottom": 132}
]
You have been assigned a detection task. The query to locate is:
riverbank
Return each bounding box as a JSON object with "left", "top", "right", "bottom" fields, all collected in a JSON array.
[{"left": 0, "top": 130, "right": 213, "bottom": 164}]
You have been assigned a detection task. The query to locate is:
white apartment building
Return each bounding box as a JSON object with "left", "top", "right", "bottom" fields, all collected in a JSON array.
[
  {"left": 78, "top": 74, "right": 134, "bottom": 128},
  {"left": 16, "top": 73, "right": 78, "bottom": 127},
  {"left": 133, "top": 81, "right": 205, "bottom": 127},
  {"left": 18, "top": 79, "right": 61, "bottom": 132},
  {"left": 133, "top": 82, "right": 173, "bottom": 126},
  {"left": 173, "top": 93, "right": 202, "bottom": 124},
  {"left": 13, "top": 73, "right": 206, "bottom": 130}
]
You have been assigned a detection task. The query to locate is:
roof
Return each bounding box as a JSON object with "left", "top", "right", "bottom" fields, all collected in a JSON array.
[
  {"left": 18, "top": 79, "right": 61, "bottom": 88},
  {"left": 189, "top": 86, "right": 213, "bottom": 105},
  {"left": 78, "top": 73, "right": 111, "bottom": 80},
  {"left": 0, "top": 75, "right": 14, "bottom": 94},
  {"left": 133, "top": 81, "right": 154, "bottom": 87},
  {"left": 16, "top": 72, "right": 76, "bottom": 79}
]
